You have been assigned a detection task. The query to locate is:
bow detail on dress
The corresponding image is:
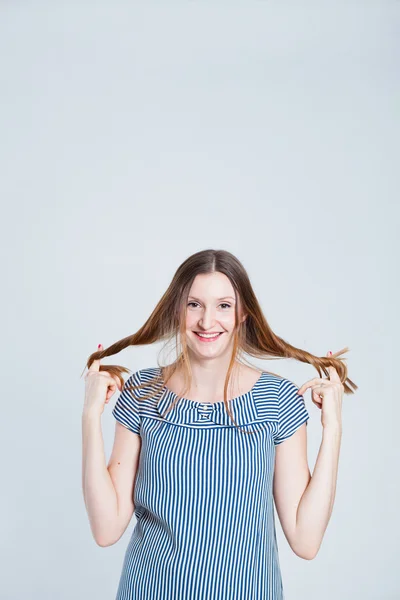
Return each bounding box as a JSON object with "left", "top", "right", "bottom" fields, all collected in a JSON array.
[{"left": 156, "top": 387, "right": 261, "bottom": 427}]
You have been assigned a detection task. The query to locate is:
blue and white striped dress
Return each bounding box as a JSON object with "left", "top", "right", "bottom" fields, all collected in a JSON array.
[{"left": 112, "top": 366, "right": 309, "bottom": 600}]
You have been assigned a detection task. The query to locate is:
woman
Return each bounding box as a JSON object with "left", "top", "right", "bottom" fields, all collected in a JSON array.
[{"left": 82, "top": 248, "right": 357, "bottom": 600}]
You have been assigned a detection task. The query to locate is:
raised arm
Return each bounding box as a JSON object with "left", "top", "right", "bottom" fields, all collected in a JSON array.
[{"left": 82, "top": 344, "right": 141, "bottom": 546}]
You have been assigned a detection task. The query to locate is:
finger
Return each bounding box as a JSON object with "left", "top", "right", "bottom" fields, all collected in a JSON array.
[
  {"left": 97, "top": 371, "right": 121, "bottom": 391},
  {"left": 111, "top": 375, "right": 123, "bottom": 392},
  {"left": 298, "top": 377, "right": 330, "bottom": 396},
  {"left": 106, "top": 374, "right": 123, "bottom": 398},
  {"left": 327, "top": 350, "right": 341, "bottom": 382},
  {"left": 88, "top": 343, "right": 103, "bottom": 372},
  {"left": 106, "top": 381, "right": 117, "bottom": 401},
  {"left": 312, "top": 387, "right": 323, "bottom": 408}
]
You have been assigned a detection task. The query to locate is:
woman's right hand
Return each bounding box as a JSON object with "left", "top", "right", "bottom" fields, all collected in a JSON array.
[{"left": 83, "top": 344, "right": 122, "bottom": 416}]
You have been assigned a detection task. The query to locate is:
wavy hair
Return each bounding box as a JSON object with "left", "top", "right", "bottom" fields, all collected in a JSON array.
[{"left": 82, "top": 249, "right": 357, "bottom": 433}]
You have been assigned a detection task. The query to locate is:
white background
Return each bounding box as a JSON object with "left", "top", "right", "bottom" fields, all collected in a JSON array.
[{"left": 1, "top": 2, "right": 398, "bottom": 599}]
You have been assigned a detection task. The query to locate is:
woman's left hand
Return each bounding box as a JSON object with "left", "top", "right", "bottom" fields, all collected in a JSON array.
[{"left": 297, "top": 351, "right": 344, "bottom": 430}]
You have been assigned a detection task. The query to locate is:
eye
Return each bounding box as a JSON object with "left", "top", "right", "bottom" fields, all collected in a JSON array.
[{"left": 187, "top": 302, "right": 231, "bottom": 309}]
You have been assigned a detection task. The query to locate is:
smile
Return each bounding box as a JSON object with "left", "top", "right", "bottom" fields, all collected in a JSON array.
[{"left": 194, "top": 332, "right": 224, "bottom": 342}]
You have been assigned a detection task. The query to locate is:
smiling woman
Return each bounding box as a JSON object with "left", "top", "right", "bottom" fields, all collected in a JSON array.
[{"left": 82, "top": 248, "right": 357, "bottom": 600}]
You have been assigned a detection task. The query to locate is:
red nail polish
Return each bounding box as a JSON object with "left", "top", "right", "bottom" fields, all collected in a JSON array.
[{"left": 98, "top": 344, "right": 101, "bottom": 348}]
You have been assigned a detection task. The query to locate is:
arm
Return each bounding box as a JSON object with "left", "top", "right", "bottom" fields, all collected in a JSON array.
[
  {"left": 274, "top": 360, "right": 344, "bottom": 560},
  {"left": 292, "top": 357, "right": 344, "bottom": 559},
  {"left": 273, "top": 423, "right": 311, "bottom": 558},
  {"left": 82, "top": 409, "right": 141, "bottom": 547},
  {"left": 293, "top": 425, "right": 342, "bottom": 559}
]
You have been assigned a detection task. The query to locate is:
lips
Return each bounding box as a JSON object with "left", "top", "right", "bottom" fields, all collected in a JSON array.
[{"left": 194, "top": 332, "right": 224, "bottom": 342}]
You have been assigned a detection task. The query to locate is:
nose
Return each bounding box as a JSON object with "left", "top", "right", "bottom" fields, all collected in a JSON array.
[{"left": 198, "top": 306, "right": 217, "bottom": 330}]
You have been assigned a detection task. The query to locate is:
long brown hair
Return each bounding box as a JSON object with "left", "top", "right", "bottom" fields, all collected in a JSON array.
[{"left": 82, "top": 249, "right": 357, "bottom": 432}]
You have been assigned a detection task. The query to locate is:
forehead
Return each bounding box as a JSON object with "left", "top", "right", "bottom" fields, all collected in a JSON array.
[{"left": 188, "top": 272, "right": 236, "bottom": 300}]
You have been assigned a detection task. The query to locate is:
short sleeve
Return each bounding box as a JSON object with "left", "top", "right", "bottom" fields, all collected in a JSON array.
[
  {"left": 274, "top": 378, "right": 309, "bottom": 445},
  {"left": 112, "top": 370, "right": 142, "bottom": 435}
]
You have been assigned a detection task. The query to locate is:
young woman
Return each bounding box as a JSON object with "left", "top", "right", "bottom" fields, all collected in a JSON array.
[{"left": 82, "top": 248, "right": 357, "bottom": 600}]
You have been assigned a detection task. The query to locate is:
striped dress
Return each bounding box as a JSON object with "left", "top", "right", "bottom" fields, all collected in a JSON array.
[{"left": 112, "top": 366, "right": 309, "bottom": 600}]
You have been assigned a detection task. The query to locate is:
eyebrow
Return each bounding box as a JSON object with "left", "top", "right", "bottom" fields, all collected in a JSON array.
[{"left": 188, "top": 296, "right": 236, "bottom": 302}]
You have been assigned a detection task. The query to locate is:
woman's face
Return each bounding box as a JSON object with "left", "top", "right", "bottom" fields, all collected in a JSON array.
[{"left": 185, "top": 272, "right": 246, "bottom": 359}]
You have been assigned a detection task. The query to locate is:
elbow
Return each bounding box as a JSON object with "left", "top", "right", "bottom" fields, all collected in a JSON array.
[
  {"left": 290, "top": 530, "right": 321, "bottom": 560},
  {"left": 291, "top": 542, "right": 319, "bottom": 561},
  {"left": 298, "top": 549, "right": 318, "bottom": 560},
  {"left": 95, "top": 538, "right": 111, "bottom": 548},
  {"left": 90, "top": 520, "right": 122, "bottom": 547},
  {"left": 94, "top": 532, "right": 120, "bottom": 547},
  {"left": 95, "top": 536, "right": 118, "bottom": 548}
]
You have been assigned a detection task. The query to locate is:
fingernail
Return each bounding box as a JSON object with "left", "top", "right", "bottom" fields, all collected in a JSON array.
[
  {"left": 329, "top": 351, "right": 332, "bottom": 356},
  {"left": 98, "top": 344, "right": 102, "bottom": 348}
]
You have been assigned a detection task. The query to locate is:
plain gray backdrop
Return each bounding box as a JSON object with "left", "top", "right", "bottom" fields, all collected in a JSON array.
[{"left": 2, "top": 2, "right": 399, "bottom": 599}]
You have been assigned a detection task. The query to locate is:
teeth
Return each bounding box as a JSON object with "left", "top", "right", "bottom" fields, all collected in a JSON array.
[{"left": 197, "top": 332, "right": 221, "bottom": 338}]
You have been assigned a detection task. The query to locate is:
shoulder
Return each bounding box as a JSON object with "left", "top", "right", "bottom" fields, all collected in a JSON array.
[
  {"left": 124, "top": 367, "right": 160, "bottom": 386},
  {"left": 117, "top": 367, "right": 164, "bottom": 422},
  {"left": 277, "top": 377, "right": 302, "bottom": 399},
  {"left": 253, "top": 372, "right": 300, "bottom": 417},
  {"left": 257, "top": 370, "right": 284, "bottom": 394},
  {"left": 123, "top": 367, "right": 164, "bottom": 405},
  {"left": 134, "top": 366, "right": 163, "bottom": 388},
  {"left": 260, "top": 371, "right": 300, "bottom": 395}
]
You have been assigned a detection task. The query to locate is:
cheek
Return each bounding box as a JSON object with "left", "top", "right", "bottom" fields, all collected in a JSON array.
[
  {"left": 186, "top": 314, "right": 197, "bottom": 328},
  {"left": 219, "top": 313, "right": 236, "bottom": 328}
]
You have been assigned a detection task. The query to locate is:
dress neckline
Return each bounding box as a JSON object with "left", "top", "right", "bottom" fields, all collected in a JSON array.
[{"left": 158, "top": 367, "right": 265, "bottom": 407}]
